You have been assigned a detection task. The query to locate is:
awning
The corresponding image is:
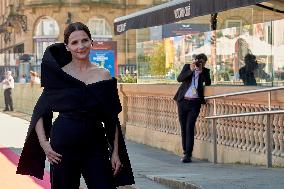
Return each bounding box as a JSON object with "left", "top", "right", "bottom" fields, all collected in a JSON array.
[{"left": 114, "top": 0, "right": 270, "bottom": 35}]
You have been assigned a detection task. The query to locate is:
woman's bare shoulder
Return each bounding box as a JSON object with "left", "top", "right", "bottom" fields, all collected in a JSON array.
[
  {"left": 61, "top": 64, "right": 69, "bottom": 73},
  {"left": 89, "top": 64, "right": 111, "bottom": 80}
]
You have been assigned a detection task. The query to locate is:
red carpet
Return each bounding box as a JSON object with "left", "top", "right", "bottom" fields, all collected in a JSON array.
[{"left": 0, "top": 145, "right": 50, "bottom": 189}]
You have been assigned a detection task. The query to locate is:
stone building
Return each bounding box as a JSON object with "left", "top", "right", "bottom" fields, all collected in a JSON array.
[{"left": 0, "top": 0, "right": 170, "bottom": 79}]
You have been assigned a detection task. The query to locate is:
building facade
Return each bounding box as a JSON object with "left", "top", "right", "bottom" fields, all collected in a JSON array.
[{"left": 0, "top": 0, "right": 170, "bottom": 80}]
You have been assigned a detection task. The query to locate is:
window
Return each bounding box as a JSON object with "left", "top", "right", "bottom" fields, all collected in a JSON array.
[
  {"left": 87, "top": 18, "right": 112, "bottom": 38},
  {"left": 34, "top": 17, "right": 59, "bottom": 64},
  {"left": 226, "top": 20, "right": 242, "bottom": 35},
  {"left": 35, "top": 18, "right": 59, "bottom": 37}
]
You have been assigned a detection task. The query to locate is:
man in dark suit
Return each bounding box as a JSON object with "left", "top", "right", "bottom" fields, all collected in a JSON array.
[{"left": 174, "top": 53, "right": 211, "bottom": 163}]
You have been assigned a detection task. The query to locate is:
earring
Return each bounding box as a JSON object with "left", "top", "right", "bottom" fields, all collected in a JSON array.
[{"left": 65, "top": 44, "right": 70, "bottom": 51}]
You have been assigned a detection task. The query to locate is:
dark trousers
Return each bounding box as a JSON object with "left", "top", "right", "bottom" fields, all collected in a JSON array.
[
  {"left": 4, "top": 88, "right": 13, "bottom": 110},
  {"left": 50, "top": 116, "right": 115, "bottom": 189},
  {"left": 177, "top": 99, "right": 201, "bottom": 157}
]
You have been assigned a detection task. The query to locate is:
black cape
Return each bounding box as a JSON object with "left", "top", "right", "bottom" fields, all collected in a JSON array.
[{"left": 16, "top": 43, "right": 135, "bottom": 187}]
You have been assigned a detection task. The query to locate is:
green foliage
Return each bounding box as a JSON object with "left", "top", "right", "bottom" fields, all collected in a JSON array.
[
  {"left": 149, "top": 43, "right": 167, "bottom": 75},
  {"left": 216, "top": 31, "right": 223, "bottom": 38},
  {"left": 138, "top": 54, "right": 151, "bottom": 62},
  {"left": 117, "top": 74, "right": 137, "bottom": 83}
]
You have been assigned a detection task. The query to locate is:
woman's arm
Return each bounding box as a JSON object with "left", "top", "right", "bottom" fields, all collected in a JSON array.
[
  {"left": 112, "top": 126, "right": 122, "bottom": 176},
  {"left": 35, "top": 118, "right": 48, "bottom": 144},
  {"left": 35, "top": 118, "right": 62, "bottom": 164},
  {"left": 113, "top": 126, "right": 119, "bottom": 155}
]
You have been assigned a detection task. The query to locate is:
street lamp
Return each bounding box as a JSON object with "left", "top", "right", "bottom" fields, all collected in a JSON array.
[
  {"left": 66, "top": 12, "right": 72, "bottom": 24},
  {"left": 6, "top": 23, "right": 13, "bottom": 33},
  {"left": 4, "top": 23, "right": 13, "bottom": 43}
]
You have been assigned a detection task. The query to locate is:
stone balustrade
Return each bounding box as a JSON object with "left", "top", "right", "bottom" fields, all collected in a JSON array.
[
  {"left": 120, "top": 84, "right": 284, "bottom": 166},
  {"left": 1, "top": 83, "right": 284, "bottom": 166}
]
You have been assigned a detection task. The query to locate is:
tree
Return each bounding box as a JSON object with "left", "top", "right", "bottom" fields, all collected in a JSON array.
[{"left": 149, "top": 43, "right": 167, "bottom": 75}]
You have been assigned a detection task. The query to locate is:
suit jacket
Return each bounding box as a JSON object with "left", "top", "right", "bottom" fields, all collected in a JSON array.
[
  {"left": 16, "top": 43, "right": 135, "bottom": 187},
  {"left": 174, "top": 64, "right": 211, "bottom": 104}
]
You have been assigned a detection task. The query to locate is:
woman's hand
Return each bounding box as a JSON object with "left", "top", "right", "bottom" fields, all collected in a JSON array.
[
  {"left": 111, "top": 151, "right": 122, "bottom": 176},
  {"left": 40, "top": 140, "right": 62, "bottom": 165}
]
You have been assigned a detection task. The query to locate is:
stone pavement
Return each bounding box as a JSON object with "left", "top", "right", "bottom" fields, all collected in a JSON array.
[
  {"left": 126, "top": 142, "right": 284, "bottom": 189},
  {"left": 1, "top": 111, "right": 284, "bottom": 189}
]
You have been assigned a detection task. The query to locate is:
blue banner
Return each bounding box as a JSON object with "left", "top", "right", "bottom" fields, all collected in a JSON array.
[{"left": 89, "top": 49, "right": 115, "bottom": 77}]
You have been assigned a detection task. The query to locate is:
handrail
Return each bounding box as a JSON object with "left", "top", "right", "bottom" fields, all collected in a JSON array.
[
  {"left": 205, "top": 86, "right": 284, "bottom": 99},
  {"left": 205, "top": 110, "right": 284, "bottom": 119},
  {"left": 204, "top": 86, "right": 284, "bottom": 168}
]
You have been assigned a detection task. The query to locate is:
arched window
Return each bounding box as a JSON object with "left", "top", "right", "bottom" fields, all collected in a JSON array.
[
  {"left": 34, "top": 17, "right": 59, "bottom": 64},
  {"left": 87, "top": 17, "right": 112, "bottom": 39}
]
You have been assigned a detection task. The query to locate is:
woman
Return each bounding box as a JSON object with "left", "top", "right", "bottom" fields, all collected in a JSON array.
[
  {"left": 16, "top": 22, "right": 135, "bottom": 189},
  {"left": 30, "top": 71, "right": 41, "bottom": 86}
]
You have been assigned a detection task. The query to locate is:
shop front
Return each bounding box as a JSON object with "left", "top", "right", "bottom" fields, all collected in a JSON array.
[
  {"left": 115, "top": 0, "right": 284, "bottom": 86},
  {"left": 113, "top": 0, "right": 284, "bottom": 165}
]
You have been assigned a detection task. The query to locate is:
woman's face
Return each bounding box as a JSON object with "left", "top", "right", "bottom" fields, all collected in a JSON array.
[{"left": 66, "top": 30, "right": 92, "bottom": 61}]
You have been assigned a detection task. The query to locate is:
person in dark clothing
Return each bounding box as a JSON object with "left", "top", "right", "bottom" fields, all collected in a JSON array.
[
  {"left": 16, "top": 22, "right": 134, "bottom": 189},
  {"left": 239, "top": 54, "right": 258, "bottom": 86},
  {"left": 174, "top": 53, "right": 211, "bottom": 163},
  {"left": 254, "top": 63, "right": 271, "bottom": 82}
]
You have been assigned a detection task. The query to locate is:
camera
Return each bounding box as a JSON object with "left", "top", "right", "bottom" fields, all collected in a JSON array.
[{"left": 195, "top": 59, "right": 203, "bottom": 68}]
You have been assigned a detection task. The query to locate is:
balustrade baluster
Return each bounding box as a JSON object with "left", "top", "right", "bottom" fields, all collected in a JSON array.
[
  {"left": 220, "top": 103, "right": 227, "bottom": 145},
  {"left": 272, "top": 107, "right": 279, "bottom": 156},
  {"left": 195, "top": 105, "right": 202, "bottom": 139},
  {"left": 246, "top": 105, "right": 254, "bottom": 150},
  {"left": 277, "top": 114, "right": 284, "bottom": 157},
  {"left": 230, "top": 103, "right": 237, "bottom": 147},
  {"left": 252, "top": 106, "right": 261, "bottom": 152},
  {"left": 235, "top": 104, "right": 242, "bottom": 147},
  {"left": 261, "top": 110, "right": 268, "bottom": 153},
  {"left": 238, "top": 105, "right": 246, "bottom": 149},
  {"left": 257, "top": 106, "right": 266, "bottom": 153},
  {"left": 224, "top": 104, "right": 232, "bottom": 146},
  {"left": 216, "top": 103, "right": 223, "bottom": 144}
]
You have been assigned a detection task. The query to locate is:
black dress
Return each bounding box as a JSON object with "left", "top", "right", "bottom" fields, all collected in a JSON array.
[{"left": 16, "top": 43, "right": 135, "bottom": 188}]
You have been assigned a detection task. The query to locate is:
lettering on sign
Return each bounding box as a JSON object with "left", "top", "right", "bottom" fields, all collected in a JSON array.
[
  {"left": 174, "top": 4, "right": 191, "bottom": 19},
  {"left": 117, "top": 23, "right": 127, "bottom": 33}
]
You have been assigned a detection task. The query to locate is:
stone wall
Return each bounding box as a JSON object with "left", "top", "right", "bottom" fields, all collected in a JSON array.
[
  {"left": 0, "top": 84, "right": 42, "bottom": 115},
  {"left": 1, "top": 83, "right": 284, "bottom": 166}
]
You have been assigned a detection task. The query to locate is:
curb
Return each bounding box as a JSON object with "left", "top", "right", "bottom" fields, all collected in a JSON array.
[
  {"left": 80, "top": 185, "right": 137, "bottom": 189},
  {"left": 118, "top": 185, "right": 137, "bottom": 189},
  {"left": 147, "top": 176, "right": 202, "bottom": 189}
]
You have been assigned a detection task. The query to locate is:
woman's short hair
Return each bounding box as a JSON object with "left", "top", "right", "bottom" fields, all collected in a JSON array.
[
  {"left": 30, "top": 71, "right": 38, "bottom": 77},
  {"left": 64, "top": 22, "right": 92, "bottom": 44}
]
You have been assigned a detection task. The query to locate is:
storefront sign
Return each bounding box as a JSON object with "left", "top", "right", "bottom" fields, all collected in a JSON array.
[
  {"left": 114, "top": 0, "right": 268, "bottom": 35},
  {"left": 174, "top": 4, "right": 191, "bottom": 19},
  {"left": 162, "top": 23, "right": 210, "bottom": 38},
  {"left": 89, "top": 41, "right": 117, "bottom": 77}
]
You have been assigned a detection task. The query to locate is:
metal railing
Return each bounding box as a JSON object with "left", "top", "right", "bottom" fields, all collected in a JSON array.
[{"left": 205, "top": 86, "right": 284, "bottom": 168}]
